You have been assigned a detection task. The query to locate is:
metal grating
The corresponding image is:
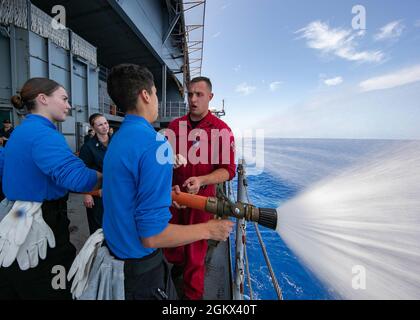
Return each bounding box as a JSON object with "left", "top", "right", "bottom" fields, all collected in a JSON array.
[
  {"left": 71, "top": 32, "right": 97, "bottom": 67},
  {"left": 0, "top": 0, "right": 28, "bottom": 29},
  {"left": 0, "top": 1, "right": 97, "bottom": 66},
  {"left": 31, "top": 4, "right": 69, "bottom": 50}
]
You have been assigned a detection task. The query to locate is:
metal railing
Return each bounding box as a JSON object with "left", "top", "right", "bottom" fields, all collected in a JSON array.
[
  {"left": 96, "top": 97, "right": 188, "bottom": 119},
  {"left": 159, "top": 101, "right": 188, "bottom": 119},
  {"left": 234, "top": 158, "right": 283, "bottom": 300},
  {"left": 98, "top": 94, "right": 117, "bottom": 116}
]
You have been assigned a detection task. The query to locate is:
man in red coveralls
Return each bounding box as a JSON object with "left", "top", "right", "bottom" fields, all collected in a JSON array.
[{"left": 164, "top": 77, "right": 236, "bottom": 300}]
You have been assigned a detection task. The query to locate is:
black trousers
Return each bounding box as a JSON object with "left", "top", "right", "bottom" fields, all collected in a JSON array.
[
  {"left": 122, "top": 249, "right": 178, "bottom": 300},
  {"left": 0, "top": 184, "right": 4, "bottom": 202},
  {"left": 0, "top": 196, "right": 76, "bottom": 300},
  {"left": 86, "top": 196, "right": 103, "bottom": 234}
]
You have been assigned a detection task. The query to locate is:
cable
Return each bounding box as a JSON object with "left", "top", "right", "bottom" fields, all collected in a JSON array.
[{"left": 244, "top": 179, "right": 283, "bottom": 300}]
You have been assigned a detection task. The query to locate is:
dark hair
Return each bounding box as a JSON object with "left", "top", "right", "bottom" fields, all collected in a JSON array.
[
  {"left": 190, "top": 77, "right": 212, "bottom": 92},
  {"left": 10, "top": 78, "right": 62, "bottom": 112},
  {"left": 107, "top": 64, "right": 155, "bottom": 113},
  {"left": 89, "top": 113, "right": 105, "bottom": 127}
]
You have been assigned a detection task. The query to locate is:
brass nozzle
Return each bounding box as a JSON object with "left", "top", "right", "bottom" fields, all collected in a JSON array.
[{"left": 204, "top": 197, "right": 278, "bottom": 230}]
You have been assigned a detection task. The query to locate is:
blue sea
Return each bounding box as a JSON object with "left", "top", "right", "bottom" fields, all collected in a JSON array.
[{"left": 230, "top": 138, "right": 405, "bottom": 300}]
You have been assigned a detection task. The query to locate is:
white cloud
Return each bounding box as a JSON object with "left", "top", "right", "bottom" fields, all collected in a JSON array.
[
  {"left": 221, "top": 3, "right": 231, "bottom": 10},
  {"left": 248, "top": 83, "right": 420, "bottom": 139},
  {"left": 297, "top": 21, "right": 384, "bottom": 63},
  {"left": 415, "top": 20, "right": 420, "bottom": 28},
  {"left": 212, "top": 32, "right": 221, "bottom": 38},
  {"left": 374, "top": 20, "right": 405, "bottom": 41},
  {"left": 324, "top": 77, "right": 343, "bottom": 86},
  {"left": 360, "top": 65, "right": 420, "bottom": 92},
  {"left": 233, "top": 65, "right": 241, "bottom": 72},
  {"left": 235, "top": 83, "right": 256, "bottom": 96},
  {"left": 269, "top": 81, "right": 283, "bottom": 92},
  {"left": 357, "top": 30, "right": 366, "bottom": 37}
]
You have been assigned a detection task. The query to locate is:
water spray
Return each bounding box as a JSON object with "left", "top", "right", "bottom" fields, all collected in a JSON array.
[{"left": 276, "top": 141, "right": 420, "bottom": 299}]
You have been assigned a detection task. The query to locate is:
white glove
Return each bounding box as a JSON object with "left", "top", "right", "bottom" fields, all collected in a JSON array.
[
  {"left": 0, "top": 199, "right": 14, "bottom": 222},
  {"left": 0, "top": 201, "right": 42, "bottom": 267},
  {"left": 16, "top": 210, "right": 56, "bottom": 271},
  {"left": 67, "top": 228, "right": 104, "bottom": 299}
]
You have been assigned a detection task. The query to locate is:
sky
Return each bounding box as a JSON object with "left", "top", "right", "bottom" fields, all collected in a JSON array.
[{"left": 200, "top": 0, "right": 420, "bottom": 139}]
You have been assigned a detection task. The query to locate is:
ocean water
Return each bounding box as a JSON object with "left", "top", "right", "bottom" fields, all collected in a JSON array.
[{"left": 231, "top": 138, "right": 409, "bottom": 300}]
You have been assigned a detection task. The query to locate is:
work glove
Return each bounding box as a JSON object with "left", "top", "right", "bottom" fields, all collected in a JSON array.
[
  {"left": 16, "top": 210, "right": 56, "bottom": 271},
  {"left": 0, "top": 199, "right": 14, "bottom": 222},
  {"left": 78, "top": 245, "right": 107, "bottom": 300},
  {"left": 68, "top": 228, "right": 104, "bottom": 299},
  {"left": 0, "top": 201, "right": 42, "bottom": 268},
  {"left": 78, "top": 246, "right": 125, "bottom": 300}
]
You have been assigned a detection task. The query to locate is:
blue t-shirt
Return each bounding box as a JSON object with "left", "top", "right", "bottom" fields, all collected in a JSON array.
[
  {"left": 103, "top": 114, "right": 173, "bottom": 259},
  {"left": 2, "top": 114, "right": 97, "bottom": 201},
  {"left": 0, "top": 147, "right": 4, "bottom": 181}
]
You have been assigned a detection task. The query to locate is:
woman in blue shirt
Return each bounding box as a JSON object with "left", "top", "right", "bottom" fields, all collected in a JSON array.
[{"left": 0, "top": 78, "right": 101, "bottom": 300}]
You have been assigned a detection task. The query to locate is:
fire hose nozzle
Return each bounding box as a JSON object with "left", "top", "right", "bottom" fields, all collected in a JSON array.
[
  {"left": 257, "top": 208, "right": 278, "bottom": 230},
  {"left": 171, "top": 191, "right": 278, "bottom": 230}
]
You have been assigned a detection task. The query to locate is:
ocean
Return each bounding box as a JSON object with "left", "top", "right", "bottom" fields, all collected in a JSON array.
[{"left": 231, "top": 138, "right": 407, "bottom": 300}]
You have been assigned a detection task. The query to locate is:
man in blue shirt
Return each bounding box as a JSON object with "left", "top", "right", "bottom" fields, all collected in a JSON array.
[
  {"left": 103, "top": 64, "right": 234, "bottom": 300},
  {"left": 0, "top": 147, "right": 3, "bottom": 175}
]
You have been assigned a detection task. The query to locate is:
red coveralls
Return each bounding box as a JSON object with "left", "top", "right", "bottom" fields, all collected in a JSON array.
[{"left": 164, "top": 112, "right": 236, "bottom": 300}]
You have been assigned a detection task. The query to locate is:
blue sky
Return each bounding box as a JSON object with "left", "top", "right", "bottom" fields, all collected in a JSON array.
[{"left": 201, "top": 0, "right": 420, "bottom": 139}]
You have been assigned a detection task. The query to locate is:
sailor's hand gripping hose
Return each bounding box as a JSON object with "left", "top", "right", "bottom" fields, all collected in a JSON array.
[
  {"left": 83, "top": 190, "right": 278, "bottom": 230},
  {"left": 171, "top": 191, "right": 278, "bottom": 230}
]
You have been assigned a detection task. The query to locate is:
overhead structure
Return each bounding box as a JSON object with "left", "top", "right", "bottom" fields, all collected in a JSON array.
[
  {"left": 181, "top": 0, "right": 206, "bottom": 81},
  {"left": 1, "top": 0, "right": 204, "bottom": 148}
]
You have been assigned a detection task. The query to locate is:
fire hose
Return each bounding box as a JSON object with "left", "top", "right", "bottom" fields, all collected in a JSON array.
[{"left": 83, "top": 190, "right": 278, "bottom": 230}]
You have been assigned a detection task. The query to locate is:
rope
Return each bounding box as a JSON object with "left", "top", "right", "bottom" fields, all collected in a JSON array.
[
  {"left": 244, "top": 178, "right": 283, "bottom": 300},
  {"left": 223, "top": 181, "right": 253, "bottom": 300},
  {"left": 253, "top": 222, "right": 283, "bottom": 300},
  {"left": 244, "top": 241, "right": 254, "bottom": 300}
]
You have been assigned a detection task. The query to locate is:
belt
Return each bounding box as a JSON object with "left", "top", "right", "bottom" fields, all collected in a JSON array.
[
  {"left": 42, "top": 195, "right": 68, "bottom": 210},
  {"left": 104, "top": 240, "right": 163, "bottom": 276},
  {"left": 123, "top": 249, "right": 164, "bottom": 276}
]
